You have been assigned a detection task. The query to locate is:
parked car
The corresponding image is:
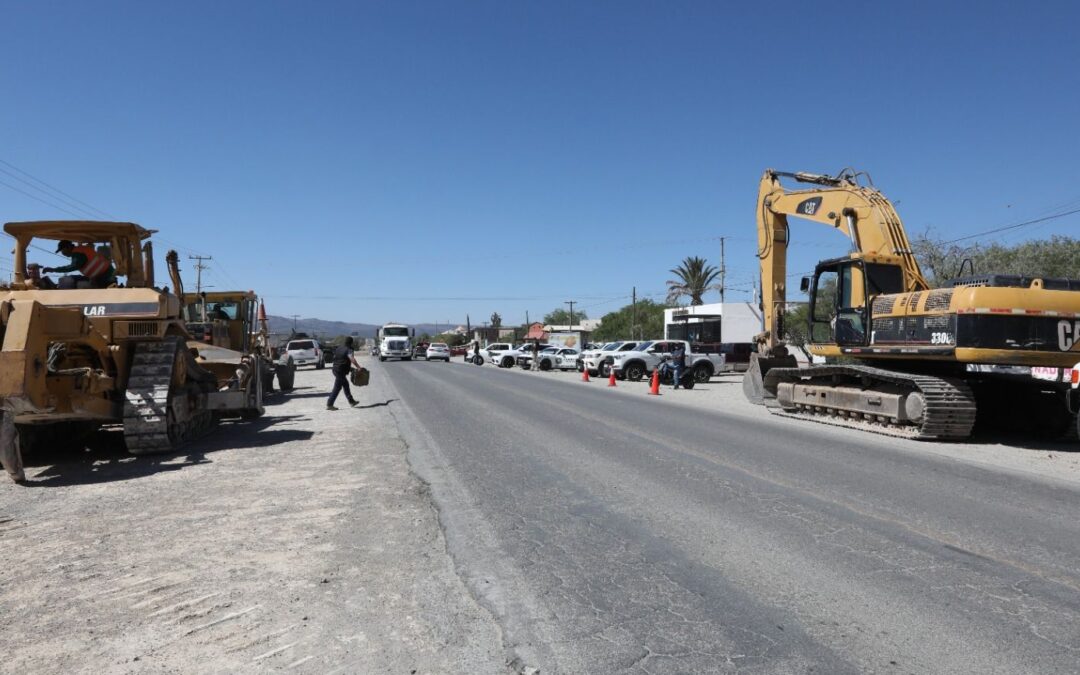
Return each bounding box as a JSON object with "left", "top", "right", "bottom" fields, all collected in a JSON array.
[
  {"left": 517, "top": 346, "right": 580, "bottom": 371},
  {"left": 583, "top": 341, "right": 644, "bottom": 378},
  {"left": 319, "top": 342, "right": 335, "bottom": 366},
  {"left": 413, "top": 343, "right": 430, "bottom": 360},
  {"left": 610, "top": 340, "right": 715, "bottom": 382},
  {"left": 285, "top": 339, "right": 324, "bottom": 370},
  {"left": 578, "top": 341, "right": 620, "bottom": 373},
  {"left": 497, "top": 343, "right": 551, "bottom": 368},
  {"left": 483, "top": 342, "right": 515, "bottom": 366},
  {"left": 426, "top": 342, "right": 451, "bottom": 362}
]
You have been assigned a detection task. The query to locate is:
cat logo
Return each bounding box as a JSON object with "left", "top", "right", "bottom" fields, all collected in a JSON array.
[
  {"left": 797, "top": 197, "right": 823, "bottom": 216},
  {"left": 1059, "top": 319, "right": 1080, "bottom": 351},
  {"left": 83, "top": 305, "right": 107, "bottom": 317}
]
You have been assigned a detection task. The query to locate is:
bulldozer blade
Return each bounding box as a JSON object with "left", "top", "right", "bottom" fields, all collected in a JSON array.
[
  {"left": 742, "top": 353, "right": 797, "bottom": 406},
  {"left": 0, "top": 411, "right": 26, "bottom": 483}
]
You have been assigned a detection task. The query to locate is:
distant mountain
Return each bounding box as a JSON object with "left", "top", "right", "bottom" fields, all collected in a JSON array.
[{"left": 266, "top": 315, "right": 457, "bottom": 339}]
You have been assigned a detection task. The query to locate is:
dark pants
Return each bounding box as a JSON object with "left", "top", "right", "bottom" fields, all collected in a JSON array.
[{"left": 328, "top": 371, "right": 355, "bottom": 406}]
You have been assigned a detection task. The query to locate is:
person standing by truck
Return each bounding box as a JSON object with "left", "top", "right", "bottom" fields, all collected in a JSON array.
[
  {"left": 327, "top": 337, "right": 361, "bottom": 410},
  {"left": 671, "top": 342, "right": 686, "bottom": 390}
]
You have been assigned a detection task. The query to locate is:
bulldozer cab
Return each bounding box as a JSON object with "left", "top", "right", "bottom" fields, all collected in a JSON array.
[
  {"left": 4, "top": 221, "right": 157, "bottom": 290},
  {"left": 182, "top": 291, "right": 258, "bottom": 352}
]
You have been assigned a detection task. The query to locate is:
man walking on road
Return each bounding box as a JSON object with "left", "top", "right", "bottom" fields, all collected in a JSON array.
[
  {"left": 327, "top": 337, "right": 361, "bottom": 410},
  {"left": 671, "top": 342, "right": 686, "bottom": 390}
]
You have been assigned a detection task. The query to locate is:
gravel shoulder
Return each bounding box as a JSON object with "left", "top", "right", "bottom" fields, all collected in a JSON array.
[
  {"left": 447, "top": 358, "right": 1080, "bottom": 486},
  {"left": 0, "top": 363, "right": 507, "bottom": 675}
]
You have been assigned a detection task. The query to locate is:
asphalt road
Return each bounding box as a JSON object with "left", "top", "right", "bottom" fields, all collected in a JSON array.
[{"left": 385, "top": 360, "right": 1080, "bottom": 675}]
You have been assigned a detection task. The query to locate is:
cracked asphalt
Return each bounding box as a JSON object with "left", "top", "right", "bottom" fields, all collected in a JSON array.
[{"left": 387, "top": 358, "right": 1080, "bottom": 674}]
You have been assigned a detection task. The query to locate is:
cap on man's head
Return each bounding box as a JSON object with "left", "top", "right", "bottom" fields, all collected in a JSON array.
[{"left": 56, "top": 239, "right": 74, "bottom": 252}]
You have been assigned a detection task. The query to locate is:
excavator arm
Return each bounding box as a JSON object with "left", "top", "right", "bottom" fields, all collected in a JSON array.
[{"left": 755, "top": 169, "right": 929, "bottom": 354}]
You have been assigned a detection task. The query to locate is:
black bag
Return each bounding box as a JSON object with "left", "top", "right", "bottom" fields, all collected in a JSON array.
[{"left": 350, "top": 367, "right": 370, "bottom": 387}]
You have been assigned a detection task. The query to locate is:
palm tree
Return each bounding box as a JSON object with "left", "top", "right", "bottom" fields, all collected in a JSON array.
[{"left": 666, "top": 256, "right": 720, "bottom": 306}]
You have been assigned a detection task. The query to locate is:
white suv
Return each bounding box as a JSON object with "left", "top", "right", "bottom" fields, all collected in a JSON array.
[
  {"left": 483, "top": 343, "right": 515, "bottom": 366},
  {"left": 285, "top": 339, "right": 324, "bottom": 370}
]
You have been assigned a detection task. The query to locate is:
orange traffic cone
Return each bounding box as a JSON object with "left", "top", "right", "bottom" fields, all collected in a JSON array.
[
  {"left": 582, "top": 368, "right": 590, "bottom": 382},
  {"left": 608, "top": 370, "right": 617, "bottom": 387},
  {"left": 648, "top": 368, "right": 661, "bottom": 396}
]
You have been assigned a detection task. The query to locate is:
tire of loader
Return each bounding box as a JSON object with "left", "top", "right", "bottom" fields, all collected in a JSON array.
[
  {"left": 0, "top": 411, "right": 25, "bottom": 483},
  {"left": 275, "top": 361, "right": 296, "bottom": 392}
]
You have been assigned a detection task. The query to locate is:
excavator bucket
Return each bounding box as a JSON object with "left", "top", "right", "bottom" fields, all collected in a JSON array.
[{"left": 742, "top": 352, "right": 797, "bottom": 405}]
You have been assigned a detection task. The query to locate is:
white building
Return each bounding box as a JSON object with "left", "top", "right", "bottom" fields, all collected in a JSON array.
[{"left": 663, "top": 302, "right": 762, "bottom": 344}]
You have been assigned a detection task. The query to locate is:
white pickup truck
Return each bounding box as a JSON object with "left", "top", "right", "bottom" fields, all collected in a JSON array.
[
  {"left": 583, "top": 341, "right": 647, "bottom": 378},
  {"left": 610, "top": 339, "right": 723, "bottom": 383},
  {"left": 492, "top": 343, "right": 551, "bottom": 368}
]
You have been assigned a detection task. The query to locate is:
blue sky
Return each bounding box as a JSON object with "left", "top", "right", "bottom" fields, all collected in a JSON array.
[{"left": 2, "top": 1, "right": 1078, "bottom": 327}]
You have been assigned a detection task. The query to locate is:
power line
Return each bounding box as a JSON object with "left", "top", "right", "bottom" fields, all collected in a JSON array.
[
  {"left": 0, "top": 176, "right": 87, "bottom": 218},
  {"left": 0, "top": 158, "right": 116, "bottom": 219},
  {"left": 942, "top": 207, "right": 1080, "bottom": 244},
  {"left": 0, "top": 166, "right": 107, "bottom": 219}
]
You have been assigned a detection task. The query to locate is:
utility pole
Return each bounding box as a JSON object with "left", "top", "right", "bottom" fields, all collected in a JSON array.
[
  {"left": 291, "top": 314, "right": 300, "bottom": 333},
  {"left": 632, "top": 286, "right": 637, "bottom": 340},
  {"left": 188, "top": 255, "right": 212, "bottom": 294},
  {"left": 565, "top": 301, "right": 576, "bottom": 331},
  {"left": 719, "top": 237, "right": 726, "bottom": 304}
]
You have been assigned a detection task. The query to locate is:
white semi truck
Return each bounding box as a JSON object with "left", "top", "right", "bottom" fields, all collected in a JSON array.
[{"left": 378, "top": 322, "right": 413, "bottom": 361}]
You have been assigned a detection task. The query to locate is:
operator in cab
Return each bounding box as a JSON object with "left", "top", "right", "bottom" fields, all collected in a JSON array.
[{"left": 43, "top": 240, "right": 116, "bottom": 288}]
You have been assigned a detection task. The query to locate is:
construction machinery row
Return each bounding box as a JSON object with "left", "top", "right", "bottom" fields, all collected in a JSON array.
[{"left": 0, "top": 221, "right": 295, "bottom": 482}]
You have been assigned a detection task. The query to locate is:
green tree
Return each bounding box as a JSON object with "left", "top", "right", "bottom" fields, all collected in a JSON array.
[
  {"left": 542, "top": 307, "right": 589, "bottom": 326},
  {"left": 591, "top": 299, "right": 669, "bottom": 341},
  {"left": 666, "top": 256, "right": 720, "bottom": 306},
  {"left": 434, "top": 332, "right": 466, "bottom": 347},
  {"left": 490, "top": 312, "right": 502, "bottom": 328},
  {"left": 913, "top": 232, "right": 1080, "bottom": 288}
]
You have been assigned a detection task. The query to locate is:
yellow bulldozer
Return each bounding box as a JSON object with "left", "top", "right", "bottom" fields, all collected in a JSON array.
[
  {"left": 0, "top": 221, "right": 277, "bottom": 482},
  {"left": 744, "top": 169, "right": 1080, "bottom": 440},
  {"left": 182, "top": 289, "right": 296, "bottom": 394}
]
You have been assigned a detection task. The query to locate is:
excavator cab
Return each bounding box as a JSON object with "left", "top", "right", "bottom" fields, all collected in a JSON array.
[{"left": 806, "top": 255, "right": 908, "bottom": 348}]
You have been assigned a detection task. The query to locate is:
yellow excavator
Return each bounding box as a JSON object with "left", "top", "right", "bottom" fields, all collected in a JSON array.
[{"left": 743, "top": 169, "right": 1080, "bottom": 440}]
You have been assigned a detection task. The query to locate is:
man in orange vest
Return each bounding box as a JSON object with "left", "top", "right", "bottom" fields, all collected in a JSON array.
[{"left": 43, "top": 240, "right": 116, "bottom": 288}]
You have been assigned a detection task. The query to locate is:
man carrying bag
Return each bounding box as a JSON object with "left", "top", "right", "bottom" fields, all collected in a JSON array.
[{"left": 327, "top": 337, "right": 362, "bottom": 410}]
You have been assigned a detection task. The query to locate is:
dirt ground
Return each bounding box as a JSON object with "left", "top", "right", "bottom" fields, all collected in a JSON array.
[{"left": 0, "top": 363, "right": 507, "bottom": 675}]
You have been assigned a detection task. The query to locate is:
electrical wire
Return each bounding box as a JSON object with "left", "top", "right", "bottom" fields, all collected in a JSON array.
[
  {"left": 0, "top": 158, "right": 116, "bottom": 219},
  {"left": 942, "top": 207, "right": 1080, "bottom": 245},
  {"left": 0, "top": 177, "right": 87, "bottom": 218}
]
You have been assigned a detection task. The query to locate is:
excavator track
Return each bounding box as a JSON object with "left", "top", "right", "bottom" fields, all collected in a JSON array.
[
  {"left": 763, "top": 365, "right": 977, "bottom": 441},
  {"left": 123, "top": 337, "right": 216, "bottom": 455}
]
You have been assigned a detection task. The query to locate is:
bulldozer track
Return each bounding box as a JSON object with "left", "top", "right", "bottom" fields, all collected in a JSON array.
[
  {"left": 765, "top": 365, "right": 977, "bottom": 441},
  {"left": 123, "top": 338, "right": 216, "bottom": 455}
]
